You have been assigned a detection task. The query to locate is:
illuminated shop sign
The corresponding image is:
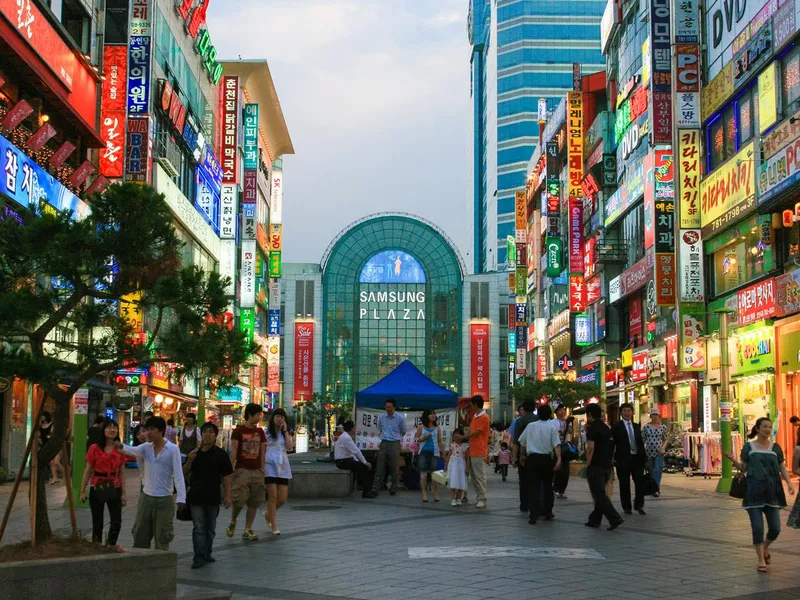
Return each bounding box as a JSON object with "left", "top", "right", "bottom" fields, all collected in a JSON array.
[
  {"left": 175, "top": 0, "right": 224, "bottom": 84},
  {"left": 359, "top": 290, "right": 426, "bottom": 320}
]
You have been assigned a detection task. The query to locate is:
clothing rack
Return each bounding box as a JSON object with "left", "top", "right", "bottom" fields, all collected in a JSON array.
[{"left": 682, "top": 432, "right": 743, "bottom": 478}]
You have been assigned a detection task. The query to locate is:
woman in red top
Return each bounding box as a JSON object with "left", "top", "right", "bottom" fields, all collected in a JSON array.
[{"left": 79, "top": 419, "right": 127, "bottom": 546}]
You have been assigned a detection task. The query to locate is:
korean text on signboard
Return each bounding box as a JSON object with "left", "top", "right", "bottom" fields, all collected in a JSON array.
[
  {"left": 738, "top": 278, "right": 777, "bottom": 326},
  {"left": 678, "top": 130, "right": 702, "bottom": 227},
  {"left": 243, "top": 104, "right": 259, "bottom": 171},
  {"left": 470, "top": 324, "right": 490, "bottom": 397},
  {"left": 567, "top": 92, "right": 583, "bottom": 199},
  {"left": 100, "top": 46, "right": 127, "bottom": 178},
  {"left": 124, "top": 116, "right": 150, "bottom": 183},
  {"left": 678, "top": 229, "right": 705, "bottom": 302},
  {"left": 700, "top": 141, "right": 755, "bottom": 237},
  {"left": 294, "top": 322, "right": 314, "bottom": 400},
  {"left": 515, "top": 191, "right": 526, "bottom": 230},
  {"left": 220, "top": 75, "right": 239, "bottom": 184},
  {"left": 127, "top": 0, "right": 152, "bottom": 118}
]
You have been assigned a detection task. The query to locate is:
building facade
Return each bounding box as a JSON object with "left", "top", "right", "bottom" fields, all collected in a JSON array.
[
  {"left": 279, "top": 214, "right": 513, "bottom": 419},
  {"left": 468, "top": 0, "right": 605, "bottom": 273}
]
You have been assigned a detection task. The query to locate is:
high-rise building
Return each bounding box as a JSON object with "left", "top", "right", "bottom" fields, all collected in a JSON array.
[{"left": 468, "top": 0, "right": 605, "bottom": 273}]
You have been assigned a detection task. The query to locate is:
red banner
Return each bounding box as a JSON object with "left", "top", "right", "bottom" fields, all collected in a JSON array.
[
  {"left": 470, "top": 323, "right": 490, "bottom": 397},
  {"left": 738, "top": 278, "right": 776, "bottom": 326},
  {"left": 569, "top": 198, "right": 584, "bottom": 274},
  {"left": 630, "top": 293, "right": 643, "bottom": 344},
  {"left": 220, "top": 75, "right": 239, "bottom": 184},
  {"left": 294, "top": 322, "right": 314, "bottom": 401},
  {"left": 655, "top": 252, "right": 676, "bottom": 306},
  {"left": 569, "top": 275, "right": 586, "bottom": 312},
  {"left": 630, "top": 349, "right": 649, "bottom": 382}
]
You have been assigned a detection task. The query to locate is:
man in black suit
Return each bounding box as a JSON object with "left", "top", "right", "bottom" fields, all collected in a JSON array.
[
  {"left": 512, "top": 401, "right": 538, "bottom": 513},
  {"left": 612, "top": 403, "right": 646, "bottom": 515}
]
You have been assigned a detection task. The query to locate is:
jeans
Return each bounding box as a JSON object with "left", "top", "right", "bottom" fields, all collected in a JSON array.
[
  {"left": 587, "top": 466, "right": 622, "bottom": 526},
  {"left": 648, "top": 454, "right": 664, "bottom": 488},
  {"left": 526, "top": 454, "right": 554, "bottom": 520},
  {"left": 747, "top": 506, "right": 782, "bottom": 546},
  {"left": 89, "top": 486, "right": 122, "bottom": 545},
  {"left": 190, "top": 504, "right": 220, "bottom": 561}
]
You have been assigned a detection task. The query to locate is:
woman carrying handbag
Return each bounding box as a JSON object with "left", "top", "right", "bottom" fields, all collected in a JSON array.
[
  {"left": 724, "top": 417, "right": 795, "bottom": 573},
  {"left": 79, "top": 419, "right": 127, "bottom": 547}
]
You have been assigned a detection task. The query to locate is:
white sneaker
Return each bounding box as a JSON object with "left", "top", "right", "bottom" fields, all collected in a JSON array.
[
  {"left": 476, "top": 501, "right": 486, "bottom": 508},
  {"left": 451, "top": 499, "right": 458, "bottom": 507}
]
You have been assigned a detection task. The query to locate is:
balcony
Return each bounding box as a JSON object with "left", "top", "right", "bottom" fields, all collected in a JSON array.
[
  {"left": 154, "top": 131, "right": 182, "bottom": 178},
  {"left": 596, "top": 241, "right": 628, "bottom": 264}
]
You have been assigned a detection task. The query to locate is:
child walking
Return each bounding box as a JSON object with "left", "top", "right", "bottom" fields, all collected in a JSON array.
[
  {"left": 497, "top": 442, "right": 511, "bottom": 481},
  {"left": 447, "top": 427, "right": 469, "bottom": 506}
]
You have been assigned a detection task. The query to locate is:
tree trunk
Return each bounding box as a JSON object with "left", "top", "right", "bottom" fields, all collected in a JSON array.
[{"left": 33, "top": 388, "right": 71, "bottom": 542}]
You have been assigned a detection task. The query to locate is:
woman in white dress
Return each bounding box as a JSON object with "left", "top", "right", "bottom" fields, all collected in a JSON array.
[
  {"left": 447, "top": 426, "right": 469, "bottom": 506},
  {"left": 264, "top": 408, "right": 293, "bottom": 535}
]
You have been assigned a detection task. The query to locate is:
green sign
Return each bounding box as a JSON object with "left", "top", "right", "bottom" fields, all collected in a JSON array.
[
  {"left": 507, "top": 236, "right": 516, "bottom": 270},
  {"left": 255, "top": 254, "right": 264, "bottom": 278},
  {"left": 516, "top": 267, "right": 527, "bottom": 296},
  {"left": 269, "top": 251, "right": 282, "bottom": 278},
  {"left": 240, "top": 308, "right": 255, "bottom": 345},
  {"left": 545, "top": 237, "right": 562, "bottom": 277}
]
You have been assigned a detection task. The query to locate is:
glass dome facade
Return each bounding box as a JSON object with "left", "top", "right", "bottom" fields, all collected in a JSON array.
[{"left": 321, "top": 214, "right": 464, "bottom": 401}]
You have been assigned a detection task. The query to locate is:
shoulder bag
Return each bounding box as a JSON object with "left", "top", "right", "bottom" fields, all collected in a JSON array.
[{"left": 729, "top": 470, "right": 747, "bottom": 499}]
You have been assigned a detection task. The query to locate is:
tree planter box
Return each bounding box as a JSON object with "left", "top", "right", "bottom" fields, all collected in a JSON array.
[{"left": 0, "top": 549, "right": 176, "bottom": 599}]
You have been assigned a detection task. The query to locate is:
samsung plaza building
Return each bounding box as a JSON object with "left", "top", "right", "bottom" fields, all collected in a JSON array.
[{"left": 278, "top": 214, "right": 515, "bottom": 417}]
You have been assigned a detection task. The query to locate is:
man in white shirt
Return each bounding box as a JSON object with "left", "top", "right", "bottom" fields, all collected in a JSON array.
[
  {"left": 518, "top": 404, "right": 561, "bottom": 525},
  {"left": 120, "top": 416, "right": 186, "bottom": 550},
  {"left": 334, "top": 421, "right": 374, "bottom": 497}
]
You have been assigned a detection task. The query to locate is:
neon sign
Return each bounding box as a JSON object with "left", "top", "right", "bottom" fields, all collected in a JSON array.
[{"left": 175, "top": 0, "right": 223, "bottom": 84}]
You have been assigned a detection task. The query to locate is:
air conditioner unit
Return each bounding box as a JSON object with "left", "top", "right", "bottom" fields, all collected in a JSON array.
[{"left": 154, "top": 132, "right": 180, "bottom": 177}]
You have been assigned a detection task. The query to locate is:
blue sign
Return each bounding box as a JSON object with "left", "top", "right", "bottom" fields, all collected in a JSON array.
[
  {"left": 127, "top": 36, "right": 152, "bottom": 115},
  {"left": 105, "top": 408, "right": 115, "bottom": 420},
  {"left": 268, "top": 310, "right": 281, "bottom": 335},
  {"left": 515, "top": 325, "right": 527, "bottom": 347},
  {"left": 508, "top": 332, "right": 516, "bottom": 353},
  {"left": 359, "top": 250, "right": 427, "bottom": 284},
  {"left": 194, "top": 177, "right": 220, "bottom": 235},
  {"left": 243, "top": 104, "right": 259, "bottom": 170},
  {"left": 216, "top": 387, "right": 243, "bottom": 402},
  {"left": 198, "top": 147, "right": 223, "bottom": 195},
  {"left": 1, "top": 134, "right": 88, "bottom": 219}
]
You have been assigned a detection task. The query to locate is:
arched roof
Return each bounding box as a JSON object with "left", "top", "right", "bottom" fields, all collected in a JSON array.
[{"left": 321, "top": 213, "right": 466, "bottom": 282}]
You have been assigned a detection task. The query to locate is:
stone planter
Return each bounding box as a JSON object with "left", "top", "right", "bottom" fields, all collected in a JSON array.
[{"left": 0, "top": 548, "right": 176, "bottom": 599}]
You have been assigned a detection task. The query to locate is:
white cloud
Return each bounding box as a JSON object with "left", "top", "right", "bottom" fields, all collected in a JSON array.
[{"left": 208, "top": 0, "right": 471, "bottom": 264}]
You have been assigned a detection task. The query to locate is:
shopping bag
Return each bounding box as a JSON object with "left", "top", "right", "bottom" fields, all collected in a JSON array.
[{"left": 431, "top": 470, "right": 449, "bottom": 486}]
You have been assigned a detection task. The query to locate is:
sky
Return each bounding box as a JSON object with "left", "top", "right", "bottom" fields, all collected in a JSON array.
[{"left": 208, "top": 0, "right": 472, "bottom": 266}]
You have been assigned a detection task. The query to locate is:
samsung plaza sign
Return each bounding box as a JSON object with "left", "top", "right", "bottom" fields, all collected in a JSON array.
[{"left": 359, "top": 290, "right": 426, "bottom": 320}]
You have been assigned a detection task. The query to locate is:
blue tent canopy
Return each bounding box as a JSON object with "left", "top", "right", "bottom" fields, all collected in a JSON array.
[{"left": 355, "top": 360, "right": 458, "bottom": 410}]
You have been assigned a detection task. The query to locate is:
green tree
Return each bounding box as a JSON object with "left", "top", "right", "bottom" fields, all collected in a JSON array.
[
  {"left": 512, "top": 377, "right": 601, "bottom": 410},
  {"left": 297, "top": 392, "right": 353, "bottom": 446},
  {"left": 0, "top": 183, "right": 256, "bottom": 541}
]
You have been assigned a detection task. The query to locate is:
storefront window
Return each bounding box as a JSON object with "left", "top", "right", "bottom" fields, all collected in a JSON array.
[
  {"left": 622, "top": 202, "right": 645, "bottom": 266},
  {"left": 711, "top": 225, "right": 775, "bottom": 295},
  {"left": 737, "top": 85, "right": 758, "bottom": 145},
  {"left": 782, "top": 45, "right": 800, "bottom": 114}
]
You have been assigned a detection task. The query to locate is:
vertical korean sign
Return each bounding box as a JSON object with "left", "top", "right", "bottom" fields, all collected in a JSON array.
[
  {"left": 650, "top": 0, "right": 672, "bottom": 143},
  {"left": 567, "top": 91, "right": 584, "bottom": 309},
  {"left": 100, "top": 46, "right": 127, "bottom": 178},
  {"left": 470, "top": 324, "right": 490, "bottom": 398},
  {"left": 653, "top": 148, "right": 675, "bottom": 305},
  {"left": 240, "top": 240, "right": 256, "bottom": 308},
  {"left": 294, "top": 323, "right": 314, "bottom": 401},
  {"left": 125, "top": 0, "right": 152, "bottom": 183},
  {"left": 242, "top": 104, "right": 258, "bottom": 226},
  {"left": 220, "top": 76, "right": 239, "bottom": 184}
]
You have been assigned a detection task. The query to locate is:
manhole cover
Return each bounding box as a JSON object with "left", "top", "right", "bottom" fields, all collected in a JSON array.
[{"left": 290, "top": 505, "right": 342, "bottom": 512}]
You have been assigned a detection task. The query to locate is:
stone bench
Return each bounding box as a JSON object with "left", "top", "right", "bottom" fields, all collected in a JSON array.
[{"left": 288, "top": 452, "right": 354, "bottom": 498}]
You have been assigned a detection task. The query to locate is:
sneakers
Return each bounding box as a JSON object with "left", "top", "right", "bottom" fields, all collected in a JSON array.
[
  {"left": 191, "top": 559, "right": 205, "bottom": 569},
  {"left": 242, "top": 529, "right": 258, "bottom": 541},
  {"left": 556, "top": 493, "right": 568, "bottom": 500},
  {"left": 475, "top": 501, "right": 486, "bottom": 508},
  {"left": 451, "top": 499, "right": 458, "bottom": 507},
  {"left": 226, "top": 522, "right": 236, "bottom": 538}
]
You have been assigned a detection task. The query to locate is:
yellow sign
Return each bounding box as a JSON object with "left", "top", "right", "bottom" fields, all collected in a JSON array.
[
  {"left": 699, "top": 141, "right": 756, "bottom": 236},
  {"left": 120, "top": 292, "right": 144, "bottom": 333},
  {"left": 269, "top": 223, "right": 283, "bottom": 252},
  {"left": 641, "top": 38, "right": 650, "bottom": 87},
  {"left": 701, "top": 61, "right": 733, "bottom": 122},
  {"left": 567, "top": 91, "right": 583, "bottom": 199},
  {"left": 677, "top": 130, "right": 702, "bottom": 228},
  {"left": 515, "top": 191, "right": 526, "bottom": 229},
  {"left": 759, "top": 63, "right": 778, "bottom": 134},
  {"left": 621, "top": 348, "right": 633, "bottom": 368}
]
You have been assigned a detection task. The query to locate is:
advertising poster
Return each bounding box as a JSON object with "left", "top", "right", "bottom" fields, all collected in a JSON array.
[
  {"left": 679, "top": 304, "right": 706, "bottom": 371},
  {"left": 470, "top": 323, "right": 490, "bottom": 397},
  {"left": 355, "top": 408, "right": 456, "bottom": 451},
  {"left": 294, "top": 323, "right": 314, "bottom": 401}
]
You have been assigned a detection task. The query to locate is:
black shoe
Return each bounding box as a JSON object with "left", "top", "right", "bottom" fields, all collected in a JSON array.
[
  {"left": 624, "top": 509, "right": 633, "bottom": 515},
  {"left": 363, "top": 491, "right": 378, "bottom": 498},
  {"left": 636, "top": 508, "right": 647, "bottom": 515},
  {"left": 191, "top": 560, "right": 205, "bottom": 569},
  {"left": 528, "top": 517, "right": 537, "bottom": 525},
  {"left": 205, "top": 556, "right": 216, "bottom": 563},
  {"left": 519, "top": 506, "right": 527, "bottom": 512},
  {"left": 585, "top": 522, "right": 601, "bottom": 528},
  {"left": 389, "top": 489, "right": 397, "bottom": 496},
  {"left": 544, "top": 513, "right": 555, "bottom": 521},
  {"left": 607, "top": 519, "right": 624, "bottom": 531}
]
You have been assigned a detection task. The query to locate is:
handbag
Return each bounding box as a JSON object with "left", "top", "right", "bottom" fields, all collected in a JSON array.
[
  {"left": 93, "top": 459, "right": 122, "bottom": 502},
  {"left": 729, "top": 471, "right": 747, "bottom": 499},
  {"left": 559, "top": 442, "right": 578, "bottom": 462},
  {"left": 641, "top": 468, "right": 660, "bottom": 497},
  {"left": 431, "top": 470, "right": 449, "bottom": 486}
]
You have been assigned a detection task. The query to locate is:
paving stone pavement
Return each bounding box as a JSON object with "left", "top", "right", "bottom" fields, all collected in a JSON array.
[{"left": 1, "top": 468, "right": 799, "bottom": 600}]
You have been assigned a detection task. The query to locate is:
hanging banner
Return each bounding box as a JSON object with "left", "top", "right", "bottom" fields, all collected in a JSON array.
[
  {"left": 567, "top": 92, "right": 584, "bottom": 199},
  {"left": 355, "top": 408, "right": 456, "bottom": 451},
  {"left": 220, "top": 75, "right": 239, "bottom": 184},
  {"left": 470, "top": 323, "right": 490, "bottom": 397},
  {"left": 677, "top": 130, "right": 702, "bottom": 228},
  {"left": 679, "top": 304, "right": 706, "bottom": 371},
  {"left": 294, "top": 322, "right": 314, "bottom": 401},
  {"left": 676, "top": 229, "right": 703, "bottom": 302},
  {"left": 99, "top": 46, "right": 127, "bottom": 178}
]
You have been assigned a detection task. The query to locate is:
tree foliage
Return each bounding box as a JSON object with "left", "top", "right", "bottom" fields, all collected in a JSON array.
[
  {"left": 0, "top": 183, "right": 256, "bottom": 540},
  {"left": 297, "top": 392, "right": 354, "bottom": 443},
  {"left": 511, "top": 377, "right": 601, "bottom": 410}
]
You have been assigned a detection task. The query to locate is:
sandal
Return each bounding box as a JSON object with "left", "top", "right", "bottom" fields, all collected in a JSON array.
[
  {"left": 757, "top": 565, "right": 768, "bottom": 573},
  {"left": 764, "top": 553, "right": 771, "bottom": 565}
]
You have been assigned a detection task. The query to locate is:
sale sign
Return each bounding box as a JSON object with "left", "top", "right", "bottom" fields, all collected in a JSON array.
[
  {"left": 470, "top": 324, "right": 490, "bottom": 397},
  {"left": 294, "top": 322, "right": 314, "bottom": 401}
]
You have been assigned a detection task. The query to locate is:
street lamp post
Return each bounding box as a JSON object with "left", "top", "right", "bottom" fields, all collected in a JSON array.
[
  {"left": 596, "top": 350, "right": 610, "bottom": 408},
  {"left": 716, "top": 308, "right": 734, "bottom": 494}
]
